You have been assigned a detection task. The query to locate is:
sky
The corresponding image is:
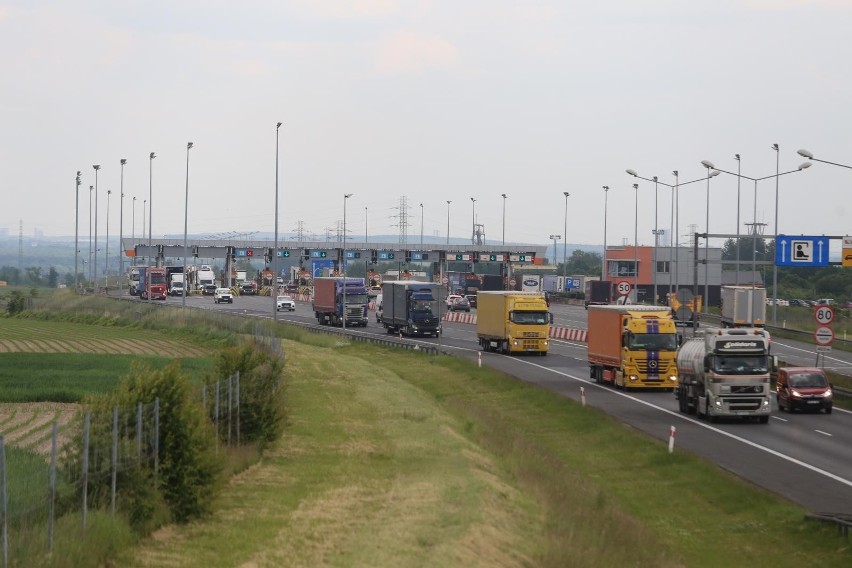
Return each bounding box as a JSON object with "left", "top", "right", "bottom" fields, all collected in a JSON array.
[{"left": 2, "top": 0, "right": 852, "bottom": 253}]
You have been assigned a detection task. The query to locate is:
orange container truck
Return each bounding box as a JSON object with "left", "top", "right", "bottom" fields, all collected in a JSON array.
[{"left": 587, "top": 305, "right": 679, "bottom": 390}]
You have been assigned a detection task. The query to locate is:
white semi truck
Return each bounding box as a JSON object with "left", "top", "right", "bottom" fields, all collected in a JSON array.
[
  {"left": 675, "top": 328, "right": 775, "bottom": 423},
  {"left": 720, "top": 286, "right": 766, "bottom": 328}
]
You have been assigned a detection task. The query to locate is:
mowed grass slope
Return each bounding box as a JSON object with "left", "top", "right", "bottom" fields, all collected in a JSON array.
[{"left": 127, "top": 339, "right": 852, "bottom": 568}]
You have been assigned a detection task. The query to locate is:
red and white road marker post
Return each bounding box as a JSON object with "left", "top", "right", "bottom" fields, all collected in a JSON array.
[
  {"left": 478, "top": 352, "right": 482, "bottom": 368},
  {"left": 580, "top": 386, "right": 586, "bottom": 407},
  {"left": 668, "top": 425, "right": 676, "bottom": 454}
]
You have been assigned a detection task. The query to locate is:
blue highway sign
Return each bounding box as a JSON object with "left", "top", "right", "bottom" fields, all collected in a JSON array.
[{"left": 775, "top": 235, "right": 830, "bottom": 267}]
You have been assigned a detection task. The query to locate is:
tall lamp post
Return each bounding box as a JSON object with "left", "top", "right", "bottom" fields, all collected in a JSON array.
[
  {"left": 708, "top": 160, "right": 812, "bottom": 316},
  {"left": 342, "top": 194, "right": 353, "bottom": 331},
  {"left": 501, "top": 193, "right": 507, "bottom": 246},
  {"left": 105, "top": 189, "right": 111, "bottom": 291},
  {"left": 470, "top": 197, "right": 476, "bottom": 245},
  {"left": 446, "top": 200, "right": 451, "bottom": 245},
  {"left": 119, "top": 159, "right": 127, "bottom": 288},
  {"left": 699, "top": 160, "right": 718, "bottom": 312},
  {"left": 626, "top": 169, "right": 714, "bottom": 295},
  {"left": 549, "top": 235, "right": 561, "bottom": 266},
  {"left": 89, "top": 185, "right": 93, "bottom": 284},
  {"left": 562, "top": 192, "right": 570, "bottom": 279},
  {"left": 148, "top": 152, "right": 156, "bottom": 267},
  {"left": 74, "top": 171, "right": 81, "bottom": 291},
  {"left": 274, "top": 122, "right": 282, "bottom": 321},
  {"left": 419, "top": 203, "right": 424, "bottom": 251},
  {"left": 93, "top": 165, "right": 100, "bottom": 286},
  {"left": 601, "top": 186, "right": 609, "bottom": 281},
  {"left": 771, "top": 143, "right": 780, "bottom": 324},
  {"left": 632, "top": 183, "right": 639, "bottom": 300},
  {"left": 182, "top": 142, "right": 193, "bottom": 308},
  {"left": 132, "top": 197, "right": 137, "bottom": 267},
  {"left": 734, "top": 154, "right": 742, "bottom": 285}
]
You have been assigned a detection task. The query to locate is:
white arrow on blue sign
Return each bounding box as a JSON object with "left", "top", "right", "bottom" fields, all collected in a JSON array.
[{"left": 775, "top": 235, "right": 830, "bottom": 267}]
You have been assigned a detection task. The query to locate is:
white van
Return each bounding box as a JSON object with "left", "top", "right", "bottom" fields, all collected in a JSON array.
[
  {"left": 814, "top": 298, "right": 835, "bottom": 306},
  {"left": 375, "top": 293, "right": 383, "bottom": 323}
]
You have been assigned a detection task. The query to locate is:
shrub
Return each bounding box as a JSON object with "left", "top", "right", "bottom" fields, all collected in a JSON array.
[{"left": 211, "top": 342, "right": 285, "bottom": 446}]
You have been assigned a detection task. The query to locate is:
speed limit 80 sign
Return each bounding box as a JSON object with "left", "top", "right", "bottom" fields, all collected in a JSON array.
[{"left": 814, "top": 305, "right": 835, "bottom": 326}]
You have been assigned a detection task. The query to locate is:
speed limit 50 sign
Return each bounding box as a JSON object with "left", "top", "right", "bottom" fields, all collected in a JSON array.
[
  {"left": 814, "top": 305, "right": 835, "bottom": 326},
  {"left": 616, "top": 280, "right": 632, "bottom": 296}
]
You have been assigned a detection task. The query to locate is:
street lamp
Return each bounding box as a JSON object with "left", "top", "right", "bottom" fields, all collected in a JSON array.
[
  {"left": 798, "top": 148, "right": 852, "bottom": 170},
  {"left": 709, "top": 160, "right": 812, "bottom": 316},
  {"left": 365, "top": 206, "right": 368, "bottom": 243},
  {"left": 734, "top": 154, "right": 742, "bottom": 285},
  {"left": 132, "top": 196, "right": 137, "bottom": 267},
  {"left": 632, "top": 183, "right": 639, "bottom": 300},
  {"left": 419, "top": 202, "right": 424, "bottom": 251},
  {"left": 446, "top": 200, "right": 451, "bottom": 246},
  {"left": 274, "top": 122, "right": 282, "bottom": 321},
  {"left": 501, "top": 193, "right": 507, "bottom": 246},
  {"left": 470, "top": 197, "right": 476, "bottom": 245},
  {"left": 601, "top": 186, "right": 609, "bottom": 281},
  {"left": 105, "top": 190, "right": 111, "bottom": 291},
  {"left": 699, "top": 160, "right": 719, "bottom": 312},
  {"left": 119, "top": 159, "right": 127, "bottom": 288},
  {"left": 343, "top": 193, "right": 353, "bottom": 331},
  {"left": 562, "top": 192, "right": 570, "bottom": 279},
  {"left": 89, "top": 185, "right": 94, "bottom": 284},
  {"left": 74, "top": 171, "right": 81, "bottom": 291},
  {"left": 549, "top": 235, "right": 561, "bottom": 266},
  {"left": 627, "top": 168, "right": 717, "bottom": 296},
  {"left": 182, "top": 142, "right": 193, "bottom": 308},
  {"left": 148, "top": 152, "right": 156, "bottom": 267},
  {"left": 93, "top": 165, "right": 100, "bottom": 286},
  {"left": 142, "top": 200, "right": 147, "bottom": 245}
]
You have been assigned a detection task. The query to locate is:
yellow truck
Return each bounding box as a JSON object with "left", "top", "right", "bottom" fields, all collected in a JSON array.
[
  {"left": 587, "top": 305, "right": 679, "bottom": 390},
  {"left": 476, "top": 291, "right": 551, "bottom": 355}
]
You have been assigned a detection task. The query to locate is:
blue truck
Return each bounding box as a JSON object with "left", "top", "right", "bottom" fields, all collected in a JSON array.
[
  {"left": 381, "top": 281, "right": 441, "bottom": 337},
  {"left": 312, "top": 277, "right": 369, "bottom": 327}
]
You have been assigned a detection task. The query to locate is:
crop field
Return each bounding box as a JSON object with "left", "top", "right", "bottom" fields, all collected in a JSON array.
[
  {"left": 0, "top": 318, "right": 208, "bottom": 357},
  {"left": 0, "top": 317, "right": 212, "bottom": 457}
]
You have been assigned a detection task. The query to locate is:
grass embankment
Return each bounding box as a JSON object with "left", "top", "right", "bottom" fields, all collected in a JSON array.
[{"left": 127, "top": 340, "right": 852, "bottom": 568}]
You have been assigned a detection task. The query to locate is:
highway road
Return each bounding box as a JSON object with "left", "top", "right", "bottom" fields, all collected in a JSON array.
[{"left": 140, "top": 292, "right": 852, "bottom": 514}]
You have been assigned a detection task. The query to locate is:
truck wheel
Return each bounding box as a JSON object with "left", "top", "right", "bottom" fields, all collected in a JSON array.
[{"left": 758, "top": 416, "right": 769, "bottom": 424}]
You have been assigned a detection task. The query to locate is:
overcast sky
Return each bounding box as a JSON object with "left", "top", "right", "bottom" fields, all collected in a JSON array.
[{"left": 2, "top": 0, "right": 851, "bottom": 252}]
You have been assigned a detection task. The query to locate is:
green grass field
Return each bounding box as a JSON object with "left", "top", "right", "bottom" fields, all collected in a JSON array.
[
  {"left": 3, "top": 299, "right": 851, "bottom": 567},
  {"left": 0, "top": 352, "right": 212, "bottom": 402},
  {"left": 126, "top": 339, "right": 852, "bottom": 568}
]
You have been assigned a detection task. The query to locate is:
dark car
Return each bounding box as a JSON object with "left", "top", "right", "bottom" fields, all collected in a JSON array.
[
  {"left": 465, "top": 294, "right": 477, "bottom": 308},
  {"left": 448, "top": 297, "right": 471, "bottom": 312},
  {"left": 240, "top": 282, "right": 256, "bottom": 295},
  {"left": 788, "top": 299, "right": 808, "bottom": 307}
]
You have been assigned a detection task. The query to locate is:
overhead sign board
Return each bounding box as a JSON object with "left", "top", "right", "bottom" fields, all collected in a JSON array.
[
  {"left": 235, "top": 248, "right": 253, "bottom": 257},
  {"left": 378, "top": 251, "right": 396, "bottom": 260},
  {"left": 310, "top": 250, "right": 329, "bottom": 259},
  {"left": 410, "top": 252, "right": 428, "bottom": 261},
  {"left": 843, "top": 237, "right": 852, "bottom": 268},
  {"left": 451, "top": 253, "right": 472, "bottom": 262},
  {"left": 509, "top": 253, "right": 533, "bottom": 262},
  {"left": 344, "top": 251, "right": 361, "bottom": 259},
  {"left": 479, "top": 253, "right": 505, "bottom": 262},
  {"left": 775, "top": 235, "right": 830, "bottom": 267}
]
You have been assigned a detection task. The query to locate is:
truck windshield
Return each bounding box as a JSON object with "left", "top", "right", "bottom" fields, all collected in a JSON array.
[
  {"left": 411, "top": 299, "right": 437, "bottom": 315},
  {"left": 509, "top": 311, "right": 549, "bottom": 325},
  {"left": 713, "top": 355, "right": 769, "bottom": 375},
  {"left": 625, "top": 333, "right": 677, "bottom": 351},
  {"left": 343, "top": 293, "right": 368, "bottom": 304},
  {"left": 150, "top": 274, "right": 166, "bottom": 284}
]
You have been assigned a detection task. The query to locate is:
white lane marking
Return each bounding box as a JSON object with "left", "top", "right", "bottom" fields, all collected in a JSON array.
[
  {"left": 815, "top": 430, "right": 833, "bottom": 437},
  {"left": 771, "top": 416, "right": 788, "bottom": 422},
  {"left": 509, "top": 357, "right": 852, "bottom": 490}
]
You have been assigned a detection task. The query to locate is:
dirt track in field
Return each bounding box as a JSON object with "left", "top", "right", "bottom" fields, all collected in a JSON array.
[{"left": 0, "top": 338, "right": 207, "bottom": 357}]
